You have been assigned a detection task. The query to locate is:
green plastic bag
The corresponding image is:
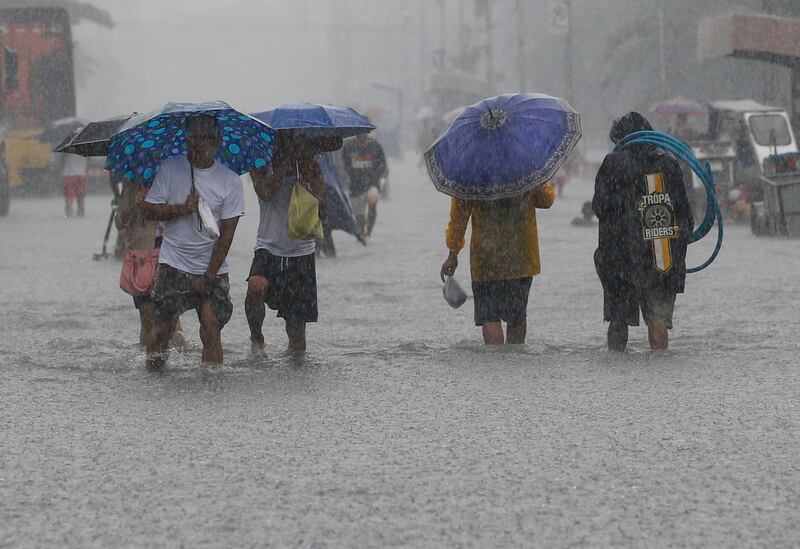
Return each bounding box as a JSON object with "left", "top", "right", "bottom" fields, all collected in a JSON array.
[{"left": 287, "top": 178, "right": 323, "bottom": 241}]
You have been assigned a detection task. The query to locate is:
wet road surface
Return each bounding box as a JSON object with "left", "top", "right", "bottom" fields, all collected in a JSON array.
[{"left": 1, "top": 160, "right": 799, "bottom": 547}]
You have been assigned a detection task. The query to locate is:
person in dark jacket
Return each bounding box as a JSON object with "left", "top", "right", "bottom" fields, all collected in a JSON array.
[{"left": 593, "top": 112, "right": 694, "bottom": 351}]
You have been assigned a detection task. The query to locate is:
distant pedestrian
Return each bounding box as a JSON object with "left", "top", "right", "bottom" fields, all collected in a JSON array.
[
  {"left": 342, "top": 133, "right": 386, "bottom": 239},
  {"left": 62, "top": 153, "right": 87, "bottom": 217},
  {"left": 246, "top": 136, "right": 326, "bottom": 354},
  {"left": 142, "top": 115, "right": 245, "bottom": 369},
  {"left": 440, "top": 183, "right": 556, "bottom": 345},
  {"left": 593, "top": 112, "right": 694, "bottom": 351}
]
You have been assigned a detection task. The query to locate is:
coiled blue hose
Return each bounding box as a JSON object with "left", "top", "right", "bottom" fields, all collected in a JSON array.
[{"left": 615, "top": 130, "right": 723, "bottom": 273}]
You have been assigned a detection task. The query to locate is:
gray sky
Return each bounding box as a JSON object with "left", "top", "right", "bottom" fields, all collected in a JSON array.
[
  {"left": 71, "top": 0, "right": 793, "bottom": 149},
  {"left": 73, "top": 0, "right": 415, "bottom": 120}
]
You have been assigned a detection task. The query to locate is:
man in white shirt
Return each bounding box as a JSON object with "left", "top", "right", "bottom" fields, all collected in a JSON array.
[
  {"left": 142, "top": 116, "right": 246, "bottom": 369},
  {"left": 61, "top": 153, "right": 88, "bottom": 217},
  {"left": 246, "top": 136, "right": 325, "bottom": 354}
]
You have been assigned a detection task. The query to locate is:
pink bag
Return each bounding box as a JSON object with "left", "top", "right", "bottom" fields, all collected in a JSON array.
[{"left": 120, "top": 249, "right": 160, "bottom": 296}]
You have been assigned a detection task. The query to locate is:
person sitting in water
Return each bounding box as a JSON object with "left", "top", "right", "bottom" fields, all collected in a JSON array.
[{"left": 571, "top": 201, "right": 596, "bottom": 227}]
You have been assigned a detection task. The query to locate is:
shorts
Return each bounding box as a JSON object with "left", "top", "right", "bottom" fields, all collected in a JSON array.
[
  {"left": 349, "top": 186, "right": 380, "bottom": 215},
  {"left": 63, "top": 176, "right": 87, "bottom": 199},
  {"left": 604, "top": 283, "right": 676, "bottom": 328},
  {"left": 248, "top": 249, "right": 318, "bottom": 325},
  {"left": 151, "top": 264, "right": 233, "bottom": 327},
  {"left": 472, "top": 277, "right": 532, "bottom": 326}
]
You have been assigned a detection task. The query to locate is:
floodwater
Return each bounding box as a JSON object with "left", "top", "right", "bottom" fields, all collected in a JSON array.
[{"left": 1, "top": 158, "right": 799, "bottom": 548}]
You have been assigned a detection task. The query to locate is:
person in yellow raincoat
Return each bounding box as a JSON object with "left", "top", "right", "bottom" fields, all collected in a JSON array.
[{"left": 440, "top": 183, "right": 556, "bottom": 345}]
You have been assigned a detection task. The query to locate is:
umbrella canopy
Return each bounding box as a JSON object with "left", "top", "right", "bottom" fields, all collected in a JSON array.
[
  {"left": 441, "top": 106, "right": 465, "bottom": 129},
  {"left": 252, "top": 103, "right": 374, "bottom": 139},
  {"left": 647, "top": 98, "right": 705, "bottom": 117},
  {"left": 54, "top": 113, "right": 137, "bottom": 157},
  {"left": 42, "top": 117, "right": 88, "bottom": 146},
  {"left": 105, "top": 101, "right": 276, "bottom": 187},
  {"left": 424, "top": 93, "right": 581, "bottom": 201},
  {"left": 316, "top": 152, "right": 360, "bottom": 237}
]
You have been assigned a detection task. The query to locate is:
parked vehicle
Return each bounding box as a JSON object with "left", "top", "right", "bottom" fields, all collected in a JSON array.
[
  {"left": 751, "top": 152, "right": 800, "bottom": 237},
  {"left": 679, "top": 100, "right": 800, "bottom": 236},
  {"left": 0, "top": 7, "right": 76, "bottom": 214}
]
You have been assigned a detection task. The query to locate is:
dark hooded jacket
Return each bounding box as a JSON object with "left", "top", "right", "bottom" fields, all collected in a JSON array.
[{"left": 593, "top": 112, "right": 694, "bottom": 293}]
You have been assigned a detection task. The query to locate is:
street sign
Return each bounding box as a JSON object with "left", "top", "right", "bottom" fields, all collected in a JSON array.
[{"left": 549, "top": 2, "right": 569, "bottom": 36}]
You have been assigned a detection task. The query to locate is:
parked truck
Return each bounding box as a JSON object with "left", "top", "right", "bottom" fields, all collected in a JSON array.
[{"left": 0, "top": 7, "right": 76, "bottom": 216}]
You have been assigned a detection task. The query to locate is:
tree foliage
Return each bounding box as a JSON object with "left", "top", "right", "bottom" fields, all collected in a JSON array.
[{"left": 0, "top": 0, "right": 113, "bottom": 28}]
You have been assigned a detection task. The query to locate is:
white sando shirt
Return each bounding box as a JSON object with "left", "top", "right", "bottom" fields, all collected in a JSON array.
[{"left": 145, "top": 156, "right": 245, "bottom": 275}]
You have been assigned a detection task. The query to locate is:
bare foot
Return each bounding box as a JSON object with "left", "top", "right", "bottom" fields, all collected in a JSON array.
[
  {"left": 169, "top": 330, "right": 187, "bottom": 351},
  {"left": 249, "top": 339, "right": 266, "bottom": 361}
]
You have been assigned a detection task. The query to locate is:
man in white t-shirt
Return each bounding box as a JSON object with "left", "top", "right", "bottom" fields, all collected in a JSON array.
[
  {"left": 246, "top": 136, "right": 325, "bottom": 354},
  {"left": 142, "top": 116, "right": 246, "bottom": 369},
  {"left": 61, "top": 153, "right": 88, "bottom": 217}
]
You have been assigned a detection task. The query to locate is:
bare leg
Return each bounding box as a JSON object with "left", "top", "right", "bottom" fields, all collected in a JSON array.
[
  {"left": 138, "top": 303, "right": 155, "bottom": 347},
  {"left": 65, "top": 195, "right": 73, "bottom": 218},
  {"left": 147, "top": 317, "right": 176, "bottom": 370},
  {"left": 286, "top": 322, "right": 306, "bottom": 352},
  {"left": 482, "top": 322, "right": 504, "bottom": 345},
  {"left": 648, "top": 324, "right": 669, "bottom": 350},
  {"left": 367, "top": 203, "right": 377, "bottom": 237},
  {"left": 506, "top": 320, "right": 527, "bottom": 345},
  {"left": 198, "top": 301, "right": 223, "bottom": 364},
  {"left": 170, "top": 316, "right": 186, "bottom": 349},
  {"left": 355, "top": 214, "right": 367, "bottom": 238},
  {"left": 608, "top": 321, "right": 628, "bottom": 352},
  {"left": 77, "top": 193, "right": 85, "bottom": 217},
  {"left": 245, "top": 276, "right": 269, "bottom": 354}
]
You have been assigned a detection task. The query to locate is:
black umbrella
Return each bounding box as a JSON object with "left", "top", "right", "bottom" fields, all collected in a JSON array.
[{"left": 54, "top": 113, "right": 137, "bottom": 157}]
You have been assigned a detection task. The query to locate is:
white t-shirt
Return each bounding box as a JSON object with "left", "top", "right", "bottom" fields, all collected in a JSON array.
[
  {"left": 145, "top": 156, "right": 245, "bottom": 275},
  {"left": 61, "top": 153, "right": 87, "bottom": 177},
  {"left": 255, "top": 175, "right": 316, "bottom": 257}
]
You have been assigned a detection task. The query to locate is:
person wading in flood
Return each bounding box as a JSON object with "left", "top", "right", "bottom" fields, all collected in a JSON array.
[
  {"left": 115, "top": 178, "right": 186, "bottom": 348},
  {"left": 246, "top": 135, "right": 326, "bottom": 354},
  {"left": 142, "top": 116, "right": 246, "bottom": 369},
  {"left": 342, "top": 132, "right": 386, "bottom": 240},
  {"left": 440, "top": 183, "right": 556, "bottom": 345},
  {"left": 593, "top": 112, "right": 694, "bottom": 351}
]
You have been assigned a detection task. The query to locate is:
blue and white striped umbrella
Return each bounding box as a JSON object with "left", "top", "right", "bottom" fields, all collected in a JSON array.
[{"left": 105, "top": 101, "right": 276, "bottom": 187}]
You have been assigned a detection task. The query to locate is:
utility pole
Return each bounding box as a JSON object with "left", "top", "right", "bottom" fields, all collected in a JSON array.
[
  {"left": 564, "top": 0, "right": 574, "bottom": 105},
  {"left": 338, "top": 0, "right": 352, "bottom": 105},
  {"left": 475, "top": 0, "right": 493, "bottom": 87},
  {"left": 402, "top": 7, "right": 411, "bottom": 148},
  {"left": 658, "top": 4, "right": 666, "bottom": 84},
  {"left": 438, "top": 0, "right": 447, "bottom": 72},
  {"left": 484, "top": 0, "right": 494, "bottom": 87},
  {"left": 517, "top": 0, "right": 526, "bottom": 91}
]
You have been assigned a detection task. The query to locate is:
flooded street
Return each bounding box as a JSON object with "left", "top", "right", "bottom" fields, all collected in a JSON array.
[{"left": 2, "top": 159, "right": 799, "bottom": 547}]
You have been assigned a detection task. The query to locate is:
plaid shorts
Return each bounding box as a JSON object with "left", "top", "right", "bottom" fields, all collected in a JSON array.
[{"left": 151, "top": 264, "right": 233, "bottom": 327}]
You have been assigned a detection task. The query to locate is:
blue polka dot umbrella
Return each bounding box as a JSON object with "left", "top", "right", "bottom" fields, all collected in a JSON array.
[{"left": 105, "top": 101, "right": 276, "bottom": 187}]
